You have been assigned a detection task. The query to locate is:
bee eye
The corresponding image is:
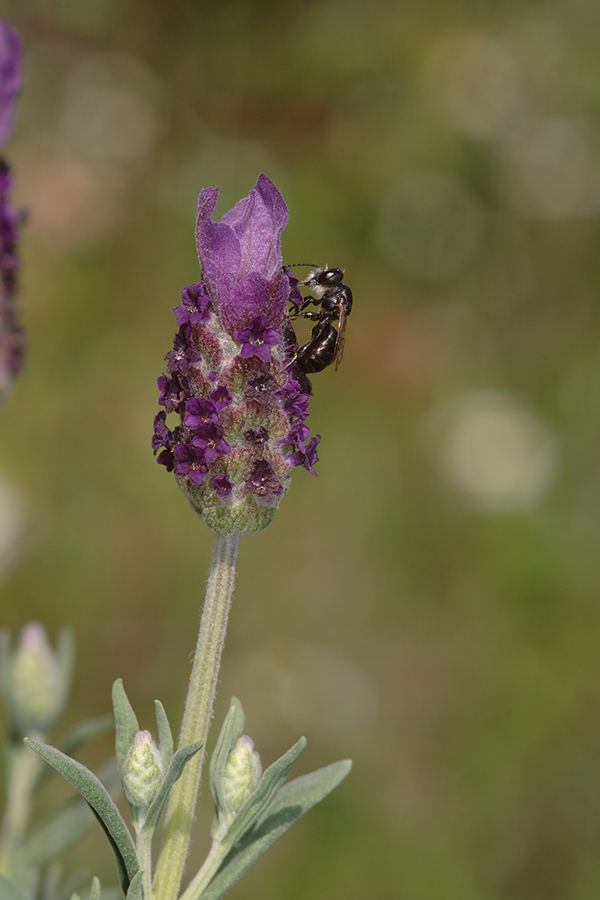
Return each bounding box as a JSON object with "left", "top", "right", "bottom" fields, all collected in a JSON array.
[{"left": 323, "top": 268, "right": 343, "bottom": 286}]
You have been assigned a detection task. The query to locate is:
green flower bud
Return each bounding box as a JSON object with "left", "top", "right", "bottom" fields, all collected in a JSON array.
[
  {"left": 221, "top": 735, "right": 262, "bottom": 813},
  {"left": 123, "top": 730, "right": 163, "bottom": 810},
  {"left": 10, "top": 622, "right": 64, "bottom": 733}
]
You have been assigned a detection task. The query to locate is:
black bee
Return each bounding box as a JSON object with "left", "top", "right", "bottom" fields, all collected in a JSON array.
[{"left": 287, "top": 265, "right": 353, "bottom": 374}]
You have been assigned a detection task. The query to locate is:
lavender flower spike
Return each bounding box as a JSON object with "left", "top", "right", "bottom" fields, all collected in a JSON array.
[
  {"left": 154, "top": 174, "right": 321, "bottom": 535},
  {"left": 0, "top": 20, "right": 23, "bottom": 402}
]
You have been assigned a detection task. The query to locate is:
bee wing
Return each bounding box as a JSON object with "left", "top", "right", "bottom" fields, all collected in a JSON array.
[{"left": 334, "top": 304, "right": 347, "bottom": 370}]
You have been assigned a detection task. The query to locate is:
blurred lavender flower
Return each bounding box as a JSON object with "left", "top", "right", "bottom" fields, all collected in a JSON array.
[
  {"left": 154, "top": 174, "right": 320, "bottom": 535},
  {"left": 0, "top": 21, "right": 23, "bottom": 402}
]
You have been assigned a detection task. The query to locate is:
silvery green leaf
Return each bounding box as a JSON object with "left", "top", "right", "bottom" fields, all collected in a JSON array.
[
  {"left": 209, "top": 698, "right": 244, "bottom": 813},
  {"left": 0, "top": 874, "right": 33, "bottom": 900},
  {"left": 59, "top": 716, "right": 114, "bottom": 758},
  {"left": 112, "top": 680, "right": 139, "bottom": 773},
  {"left": 154, "top": 700, "right": 173, "bottom": 768},
  {"left": 126, "top": 871, "right": 143, "bottom": 900},
  {"left": 55, "top": 627, "right": 75, "bottom": 712},
  {"left": 198, "top": 759, "right": 352, "bottom": 900},
  {"left": 24, "top": 738, "right": 139, "bottom": 894},
  {"left": 24, "top": 762, "right": 121, "bottom": 868},
  {"left": 34, "top": 716, "right": 115, "bottom": 791},
  {"left": 89, "top": 877, "right": 101, "bottom": 900},
  {"left": 0, "top": 629, "right": 17, "bottom": 734},
  {"left": 142, "top": 740, "right": 203, "bottom": 832},
  {"left": 223, "top": 737, "right": 306, "bottom": 847}
]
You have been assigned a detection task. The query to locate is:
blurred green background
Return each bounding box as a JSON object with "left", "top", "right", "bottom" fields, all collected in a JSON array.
[{"left": 2, "top": 0, "right": 600, "bottom": 897}]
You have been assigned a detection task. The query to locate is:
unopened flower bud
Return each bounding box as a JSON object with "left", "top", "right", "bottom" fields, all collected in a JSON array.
[
  {"left": 122, "top": 730, "right": 163, "bottom": 810},
  {"left": 221, "top": 735, "right": 262, "bottom": 813},
  {"left": 10, "top": 622, "right": 62, "bottom": 732},
  {"left": 153, "top": 175, "right": 321, "bottom": 535}
]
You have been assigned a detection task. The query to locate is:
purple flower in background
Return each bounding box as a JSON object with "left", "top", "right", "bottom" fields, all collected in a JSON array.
[
  {"left": 153, "top": 174, "right": 320, "bottom": 535},
  {"left": 0, "top": 20, "right": 23, "bottom": 403},
  {"left": 0, "top": 23, "right": 21, "bottom": 147}
]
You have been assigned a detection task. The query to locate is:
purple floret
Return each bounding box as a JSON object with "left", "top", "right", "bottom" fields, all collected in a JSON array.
[
  {"left": 191, "top": 421, "right": 230, "bottom": 464},
  {"left": 173, "top": 282, "right": 211, "bottom": 327},
  {"left": 213, "top": 475, "right": 234, "bottom": 497},
  {"left": 183, "top": 397, "right": 219, "bottom": 430},
  {"left": 235, "top": 314, "right": 280, "bottom": 364},
  {"left": 244, "top": 459, "right": 283, "bottom": 497}
]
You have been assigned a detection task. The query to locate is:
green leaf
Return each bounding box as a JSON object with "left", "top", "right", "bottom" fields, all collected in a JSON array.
[
  {"left": 126, "top": 871, "right": 144, "bottom": 900},
  {"left": 0, "top": 629, "right": 16, "bottom": 734},
  {"left": 223, "top": 737, "right": 306, "bottom": 847},
  {"left": 142, "top": 741, "right": 203, "bottom": 833},
  {"left": 0, "top": 873, "right": 34, "bottom": 900},
  {"left": 59, "top": 715, "right": 114, "bottom": 758},
  {"left": 56, "top": 627, "right": 75, "bottom": 711},
  {"left": 154, "top": 700, "right": 173, "bottom": 768},
  {"left": 35, "top": 716, "right": 115, "bottom": 791},
  {"left": 24, "top": 738, "right": 139, "bottom": 894},
  {"left": 112, "top": 679, "right": 139, "bottom": 773},
  {"left": 89, "top": 876, "right": 101, "bottom": 900},
  {"left": 209, "top": 698, "right": 244, "bottom": 812},
  {"left": 24, "top": 762, "right": 121, "bottom": 868},
  {"left": 198, "top": 760, "right": 352, "bottom": 900}
]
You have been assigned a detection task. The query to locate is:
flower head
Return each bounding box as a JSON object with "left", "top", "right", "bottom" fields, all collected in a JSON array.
[
  {"left": 0, "top": 22, "right": 21, "bottom": 148},
  {"left": 3, "top": 623, "right": 70, "bottom": 735},
  {"left": 0, "top": 20, "right": 23, "bottom": 403},
  {"left": 154, "top": 175, "right": 320, "bottom": 535}
]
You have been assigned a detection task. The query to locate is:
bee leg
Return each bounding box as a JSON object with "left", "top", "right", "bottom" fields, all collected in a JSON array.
[{"left": 289, "top": 310, "right": 324, "bottom": 322}]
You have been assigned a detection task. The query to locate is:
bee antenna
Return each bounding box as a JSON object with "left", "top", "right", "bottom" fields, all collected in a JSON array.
[{"left": 283, "top": 262, "right": 319, "bottom": 269}]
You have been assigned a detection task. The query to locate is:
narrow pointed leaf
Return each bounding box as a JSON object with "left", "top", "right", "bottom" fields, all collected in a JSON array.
[
  {"left": 198, "top": 760, "right": 352, "bottom": 900},
  {"left": 126, "top": 871, "right": 144, "bottom": 900},
  {"left": 143, "top": 740, "right": 203, "bottom": 832},
  {"left": 24, "top": 738, "right": 139, "bottom": 893},
  {"left": 89, "top": 877, "right": 101, "bottom": 900},
  {"left": 34, "top": 716, "right": 115, "bottom": 793},
  {"left": 56, "top": 627, "right": 75, "bottom": 709},
  {"left": 0, "top": 875, "right": 33, "bottom": 900},
  {"left": 154, "top": 700, "right": 173, "bottom": 768},
  {"left": 223, "top": 737, "right": 306, "bottom": 847},
  {"left": 24, "top": 762, "right": 121, "bottom": 867},
  {"left": 112, "top": 680, "right": 139, "bottom": 773},
  {"left": 0, "top": 629, "right": 17, "bottom": 733},
  {"left": 59, "top": 716, "right": 114, "bottom": 757},
  {"left": 209, "top": 698, "right": 244, "bottom": 810}
]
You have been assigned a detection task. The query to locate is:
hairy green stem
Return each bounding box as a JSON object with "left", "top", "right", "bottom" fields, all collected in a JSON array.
[
  {"left": 179, "top": 839, "right": 227, "bottom": 900},
  {"left": 137, "top": 826, "right": 154, "bottom": 900},
  {"left": 153, "top": 533, "right": 240, "bottom": 900},
  {"left": 0, "top": 739, "right": 43, "bottom": 883}
]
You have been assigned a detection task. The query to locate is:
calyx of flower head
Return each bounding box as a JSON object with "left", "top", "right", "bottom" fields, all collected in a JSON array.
[
  {"left": 153, "top": 175, "right": 321, "bottom": 536},
  {"left": 220, "top": 735, "right": 262, "bottom": 816},
  {"left": 123, "top": 730, "right": 163, "bottom": 811}
]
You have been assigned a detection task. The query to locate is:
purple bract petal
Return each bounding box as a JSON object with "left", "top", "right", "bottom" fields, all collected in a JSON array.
[{"left": 195, "top": 174, "right": 291, "bottom": 334}]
